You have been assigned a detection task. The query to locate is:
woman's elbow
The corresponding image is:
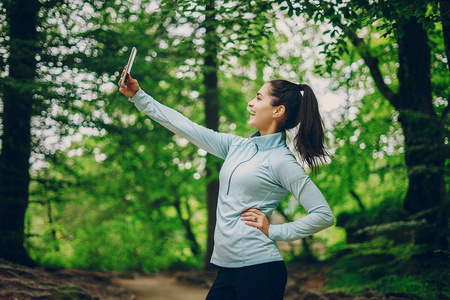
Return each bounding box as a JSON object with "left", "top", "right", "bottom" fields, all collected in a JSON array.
[
  {"left": 322, "top": 211, "right": 335, "bottom": 228},
  {"left": 309, "top": 207, "right": 335, "bottom": 229},
  {"left": 326, "top": 214, "right": 335, "bottom": 228}
]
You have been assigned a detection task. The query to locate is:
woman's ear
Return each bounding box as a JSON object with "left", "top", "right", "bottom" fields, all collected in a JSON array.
[{"left": 273, "top": 105, "right": 286, "bottom": 118}]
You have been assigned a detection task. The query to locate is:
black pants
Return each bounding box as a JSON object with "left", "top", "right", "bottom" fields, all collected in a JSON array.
[{"left": 205, "top": 261, "right": 287, "bottom": 300}]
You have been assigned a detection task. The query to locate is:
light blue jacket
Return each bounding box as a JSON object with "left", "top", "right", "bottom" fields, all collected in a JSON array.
[{"left": 130, "top": 88, "right": 335, "bottom": 268}]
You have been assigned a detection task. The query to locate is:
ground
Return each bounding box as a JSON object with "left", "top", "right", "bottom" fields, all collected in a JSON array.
[
  {"left": 0, "top": 259, "right": 437, "bottom": 300},
  {"left": 0, "top": 259, "right": 133, "bottom": 299}
]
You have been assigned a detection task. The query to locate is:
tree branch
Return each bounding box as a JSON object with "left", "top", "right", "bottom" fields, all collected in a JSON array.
[
  {"left": 173, "top": 197, "right": 200, "bottom": 256},
  {"left": 284, "top": 1, "right": 398, "bottom": 104},
  {"left": 334, "top": 21, "right": 397, "bottom": 102},
  {"left": 349, "top": 190, "right": 365, "bottom": 211}
]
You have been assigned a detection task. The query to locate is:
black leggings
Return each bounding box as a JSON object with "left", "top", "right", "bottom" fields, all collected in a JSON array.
[{"left": 205, "top": 261, "right": 287, "bottom": 300}]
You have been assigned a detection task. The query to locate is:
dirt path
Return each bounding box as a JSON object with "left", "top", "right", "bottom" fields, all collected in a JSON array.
[{"left": 111, "top": 274, "right": 209, "bottom": 300}]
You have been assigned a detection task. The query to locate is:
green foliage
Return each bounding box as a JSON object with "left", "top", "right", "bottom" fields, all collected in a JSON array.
[
  {"left": 26, "top": 149, "right": 205, "bottom": 272},
  {"left": 326, "top": 239, "right": 450, "bottom": 298},
  {"left": 373, "top": 274, "right": 448, "bottom": 299},
  {"left": 348, "top": 237, "right": 420, "bottom": 261},
  {"left": 277, "top": 0, "right": 441, "bottom": 73}
]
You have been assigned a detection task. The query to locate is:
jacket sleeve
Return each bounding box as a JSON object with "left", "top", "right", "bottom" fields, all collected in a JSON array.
[
  {"left": 129, "top": 88, "right": 234, "bottom": 160},
  {"left": 268, "top": 152, "right": 335, "bottom": 242}
]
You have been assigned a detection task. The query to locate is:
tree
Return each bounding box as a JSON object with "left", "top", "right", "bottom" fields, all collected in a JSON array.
[
  {"left": 0, "top": 0, "right": 118, "bottom": 265},
  {"left": 202, "top": 0, "right": 220, "bottom": 268},
  {"left": 0, "top": 0, "right": 40, "bottom": 266},
  {"left": 278, "top": 0, "right": 449, "bottom": 252}
]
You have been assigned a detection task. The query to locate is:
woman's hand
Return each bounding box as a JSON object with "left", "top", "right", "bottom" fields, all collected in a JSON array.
[
  {"left": 118, "top": 66, "right": 140, "bottom": 98},
  {"left": 241, "top": 208, "right": 270, "bottom": 237}
]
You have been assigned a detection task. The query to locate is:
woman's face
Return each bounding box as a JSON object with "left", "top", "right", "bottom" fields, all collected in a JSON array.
[{"left": 247, "top": 83, "right": 279, "bottom": 135}]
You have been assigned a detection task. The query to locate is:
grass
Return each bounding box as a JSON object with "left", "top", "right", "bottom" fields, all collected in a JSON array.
[
  {"left": 323, "top": 245, "right": 450, "bottom": 299},
  {"left": 373, "top": 275, "right": 444, "bottom": 299}
]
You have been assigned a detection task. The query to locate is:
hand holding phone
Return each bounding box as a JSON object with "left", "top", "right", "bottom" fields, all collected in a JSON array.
[{"left": 120, "top": 47, "right": 137, "bottom": 88}]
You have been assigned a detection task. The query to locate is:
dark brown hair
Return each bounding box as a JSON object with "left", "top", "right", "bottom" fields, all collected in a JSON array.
[{"left": 268, "top": 79, "right": 329, "bottom": 172}]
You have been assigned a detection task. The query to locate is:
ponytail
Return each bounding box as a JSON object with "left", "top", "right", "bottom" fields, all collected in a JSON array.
[{"left": 268, "top": 80, "right": 329, "bottom": 173}]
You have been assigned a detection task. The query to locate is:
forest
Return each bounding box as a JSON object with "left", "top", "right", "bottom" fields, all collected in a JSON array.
[{"left": 0, "top": 0, "right": 449, "bottom": 299}]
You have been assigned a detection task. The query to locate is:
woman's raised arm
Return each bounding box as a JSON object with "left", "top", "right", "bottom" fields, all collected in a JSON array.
[{"left": 119, "top": 72, "right": 235, "bottom": 159}]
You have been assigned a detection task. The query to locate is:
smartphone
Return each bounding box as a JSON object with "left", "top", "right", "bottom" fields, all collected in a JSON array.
[{"left": 120, "top": 47, "right": 137, "bottom": 88}]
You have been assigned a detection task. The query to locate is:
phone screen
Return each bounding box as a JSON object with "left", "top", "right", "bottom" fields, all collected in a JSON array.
[{"left": 120, "top": 47, "right": 137, "bottom": 88}]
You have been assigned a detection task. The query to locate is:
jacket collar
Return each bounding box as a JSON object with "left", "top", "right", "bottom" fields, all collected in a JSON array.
[{"left": 249, "top": 131, "right": 286, "bottom": 150}]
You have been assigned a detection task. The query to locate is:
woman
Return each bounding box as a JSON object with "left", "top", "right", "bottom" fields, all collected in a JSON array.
[{"left": 119, "top": 70, "right": 334, "bottom": 300}]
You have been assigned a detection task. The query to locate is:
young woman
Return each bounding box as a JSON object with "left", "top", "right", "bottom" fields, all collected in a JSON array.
[{"left": 119, "top": 70, "right": 334, "bottom": 300}]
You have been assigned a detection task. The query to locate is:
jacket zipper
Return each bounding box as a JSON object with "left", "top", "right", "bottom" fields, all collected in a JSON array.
[{"left": 226, "top": 145, "right": 259, "bottom": 195}]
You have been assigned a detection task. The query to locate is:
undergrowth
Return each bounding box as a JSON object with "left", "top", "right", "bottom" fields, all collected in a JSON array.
[{"left": 324, "top": 237, "right": 449, "bottom": 299}]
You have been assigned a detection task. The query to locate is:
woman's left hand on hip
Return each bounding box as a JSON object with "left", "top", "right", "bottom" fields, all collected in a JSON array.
[{"left": 241, "top": 208, "right": 270, "bottom": 237}]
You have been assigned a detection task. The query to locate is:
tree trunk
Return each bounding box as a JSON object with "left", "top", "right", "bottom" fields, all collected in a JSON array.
[
  {"left": 173, "top": 198, "right": 200, "bottom": 256},
  {"left": 203, "top": 0, "right": 220, "bottom": 269},
  {"left": 396, "top": 18, "right": 448, "bottom": 251},
  {"left": 0, "top": 0, "right": 39, "bottom": 266},
  {"left": 47, "top": 199, "right": 59, "bottom": 252}
]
